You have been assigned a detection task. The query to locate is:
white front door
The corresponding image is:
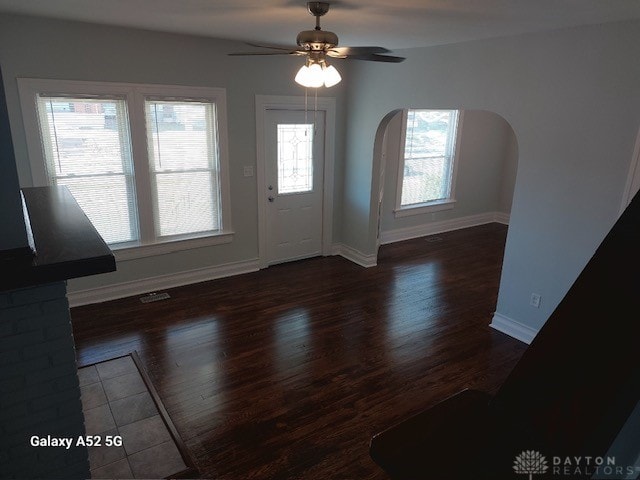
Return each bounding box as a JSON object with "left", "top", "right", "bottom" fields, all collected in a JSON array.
[{"left": 264, "top": 109, "right": 325, "bottom": 265}]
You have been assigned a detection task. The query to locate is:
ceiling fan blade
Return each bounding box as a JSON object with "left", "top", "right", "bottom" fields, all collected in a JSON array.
[
  {"left": 344, "top": 53, "right": 406, "bottom": 63},
  {"left": 346, "top": 53, "right": 406, "bottom": 63},
  {"left": 228, "top": 51, "right": 306, "bottom": 57},
  {"left": 245, "top": 42, "right": 300, "bottom": 52},
  {"left": 328, "top": 46, "right": 391, "bottom": 56},
  {"left": 228, "top": 41, "right": 307, "bottom": 57}
]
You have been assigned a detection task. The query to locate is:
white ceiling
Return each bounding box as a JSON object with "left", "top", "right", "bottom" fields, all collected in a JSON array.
[{"left": 0, "top": 0, "right": 639, "bottom": 51}]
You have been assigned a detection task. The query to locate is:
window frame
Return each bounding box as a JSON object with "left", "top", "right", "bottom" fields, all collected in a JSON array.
[
  {"left": 18, "top": 78, "right": 233, "bottom": 260},
  {"left": 35, "top": 94, "right": 139, "bottom": 245},
  {"left": 394, "top": 108, "right": 464, "bottom": 218}
]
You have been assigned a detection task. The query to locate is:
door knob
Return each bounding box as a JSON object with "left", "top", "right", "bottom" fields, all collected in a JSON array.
[
  {"left": 268, "top": 185, "right": 273, "bottom": 190},
  {"left": 268, "top": 196, "right": 274, "bottom": 202}
]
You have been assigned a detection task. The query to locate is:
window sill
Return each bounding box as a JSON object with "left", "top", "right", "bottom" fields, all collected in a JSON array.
[
  {"left": 112, "top": 231, "right": 234, "bottom": 261},
  {"left": 394, "top": 200, "right": 456, "bottom": 218}
]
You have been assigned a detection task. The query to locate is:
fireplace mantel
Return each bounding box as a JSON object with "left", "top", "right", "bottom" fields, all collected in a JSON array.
[{"left": 1, "top": 185, "right": 116, "bottom": 291}]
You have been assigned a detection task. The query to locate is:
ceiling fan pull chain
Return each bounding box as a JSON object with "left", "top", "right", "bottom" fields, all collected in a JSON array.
[
  {"left": 304, "top": 87, "right": 309, "bottom": 135},
  {"left": 314, "top": 89, "right": 318, "bottom": 136}
]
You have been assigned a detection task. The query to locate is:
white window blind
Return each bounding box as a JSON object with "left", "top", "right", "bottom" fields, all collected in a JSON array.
[
  {"left": 20, "top": 79, "right": 233, "bottom": 257},
  {"left": 36, "top": 96, "right": 138, "bottom": 244},
  {"left": 145, "top": 100, "right": 221, "bottom": 237},
  {"left": 401, "top": 109, "right": 459, "bottom": 207}
]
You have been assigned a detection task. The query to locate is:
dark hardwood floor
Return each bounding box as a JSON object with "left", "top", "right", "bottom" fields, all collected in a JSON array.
[{"left": 71, "top": 223, "right": 527, "bottom": 479}]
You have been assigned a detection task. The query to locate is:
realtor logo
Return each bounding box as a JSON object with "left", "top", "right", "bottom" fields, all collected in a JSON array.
[{"left": 513, "top": 450, "right": 549, "bottom": 480}]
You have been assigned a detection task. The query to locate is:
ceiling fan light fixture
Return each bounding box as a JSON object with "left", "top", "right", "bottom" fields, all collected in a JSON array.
[
  {"left": 295, "top": 59, "right": 341, "bottom": 88},
  {"left": 307, "top": 63, "right": 324, "bottom": 87},
  {"left": 295, "top": 62, "right": 324, "bottom": 88},
  {"left": 294, "top": 64, "right": 310, "bottom": 86},
  {"left": 322, "top": 63, "right": 341, "bottom": 87}
]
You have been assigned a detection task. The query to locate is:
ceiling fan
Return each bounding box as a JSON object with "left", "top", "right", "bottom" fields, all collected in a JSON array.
[{"left": 228, "top": 1, "right": 405, "bottom": 88}]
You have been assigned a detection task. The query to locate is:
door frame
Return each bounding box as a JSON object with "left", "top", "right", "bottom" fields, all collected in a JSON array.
[{"left": 255, "top": 95, "right": 336, "bottom": 268}]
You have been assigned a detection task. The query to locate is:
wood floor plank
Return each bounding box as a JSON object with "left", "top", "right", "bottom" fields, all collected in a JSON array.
[{"left": 71, "top": 223, "right": 527, "bottom": 479}]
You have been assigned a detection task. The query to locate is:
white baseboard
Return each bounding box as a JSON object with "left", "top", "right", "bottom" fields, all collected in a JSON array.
[
  {"left": 68, "top": 258, "right": 260, "bottom": 307},
  {"left": 490, "top": 312, "right": 538, "bottom": 344},
  {"left": 380, "top": 211, "right": 510, "bottom": 245},
  {"left": 68, "top": 212, "right": 510, "bottom": 306},
  {"left": 494, "top": 212, "right": 511, "bottom": 225},
  {"left": 332, "top": 243, "right": 377, "bottom": 268}
]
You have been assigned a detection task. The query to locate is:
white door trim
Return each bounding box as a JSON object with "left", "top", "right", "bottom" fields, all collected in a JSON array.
[{"left": 255, "top": 95, "right": 336, "bottom": 269}]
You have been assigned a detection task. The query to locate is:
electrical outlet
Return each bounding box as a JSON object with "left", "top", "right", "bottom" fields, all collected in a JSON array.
[
  {"left": 530, "top": 293, "right": 541, "bottom": 308},
  {"left": 243, "top": 166, "right": 254, "bottom": 177}
]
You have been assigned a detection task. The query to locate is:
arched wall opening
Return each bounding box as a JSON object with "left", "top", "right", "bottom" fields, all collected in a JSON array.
[{"left": 372, "top": 108, "right": 519, "bottom": 250}]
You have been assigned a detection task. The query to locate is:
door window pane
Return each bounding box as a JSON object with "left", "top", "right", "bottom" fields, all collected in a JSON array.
[{"left": 277, "top": 124, "right": 313, "bottom": 194}]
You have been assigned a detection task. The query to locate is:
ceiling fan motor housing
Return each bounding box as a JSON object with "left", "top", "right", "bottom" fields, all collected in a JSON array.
[
  {"left": 296, "top": 29, "right": 339, "bottom": 50},
  {"left": 307, "top": 2, "right": 330, "bottom": 17}
]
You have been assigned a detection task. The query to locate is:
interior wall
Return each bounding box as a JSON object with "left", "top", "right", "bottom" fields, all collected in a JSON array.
[
  {"left": 379, "top": 109, "right": 517, "bottom": 237},
  {"left": 341, "top": 20, "right": 640, "bottom": 335},
  {"left": 498, "top": 130, "right": 519, "bottom": 214},
  {"left": 0, "top": 13, "right": 348, "bottom": 294},
  {"left": 0, "top": 65, "right": 28, "bottom": 251}
]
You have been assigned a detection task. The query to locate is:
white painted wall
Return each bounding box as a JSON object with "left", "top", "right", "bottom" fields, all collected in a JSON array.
[
  {"left": 379, "top": 109, "right": 517, "bottom": 238},
  {"left": 341, "top": 20, "right": 640, "bottom": 336},
  {"left": 499, "top": 129, "right": 519, "bottom": 214},
  {"left": 0, "top": 67, "right": 28, "bottom": 251}
]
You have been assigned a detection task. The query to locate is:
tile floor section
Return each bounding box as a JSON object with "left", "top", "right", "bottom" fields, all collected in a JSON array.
[{"left": 78, "top": 355, "right": 188, "bottom": 479}]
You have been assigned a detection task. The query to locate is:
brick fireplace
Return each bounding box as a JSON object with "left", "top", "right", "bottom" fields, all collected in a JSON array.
[{"left": 1, "top": 282, "right": 87, "bottom": 476}]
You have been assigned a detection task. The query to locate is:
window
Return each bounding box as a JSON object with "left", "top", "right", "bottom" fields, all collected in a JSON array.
[
  {"left": 276, "top": 123, "right": 314, "bottom": 194},
  {"left": 145, "top": 100, "right": 221, "bottom": 237},
  {"left": 396, "top": 109, "right": 462, "bottom": 217},
  {"left": 18, "top": 79, "right": 233, "bottom": 259},
  {"left": 36, "top": 96, "right": 137, "bottom": 244}
]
